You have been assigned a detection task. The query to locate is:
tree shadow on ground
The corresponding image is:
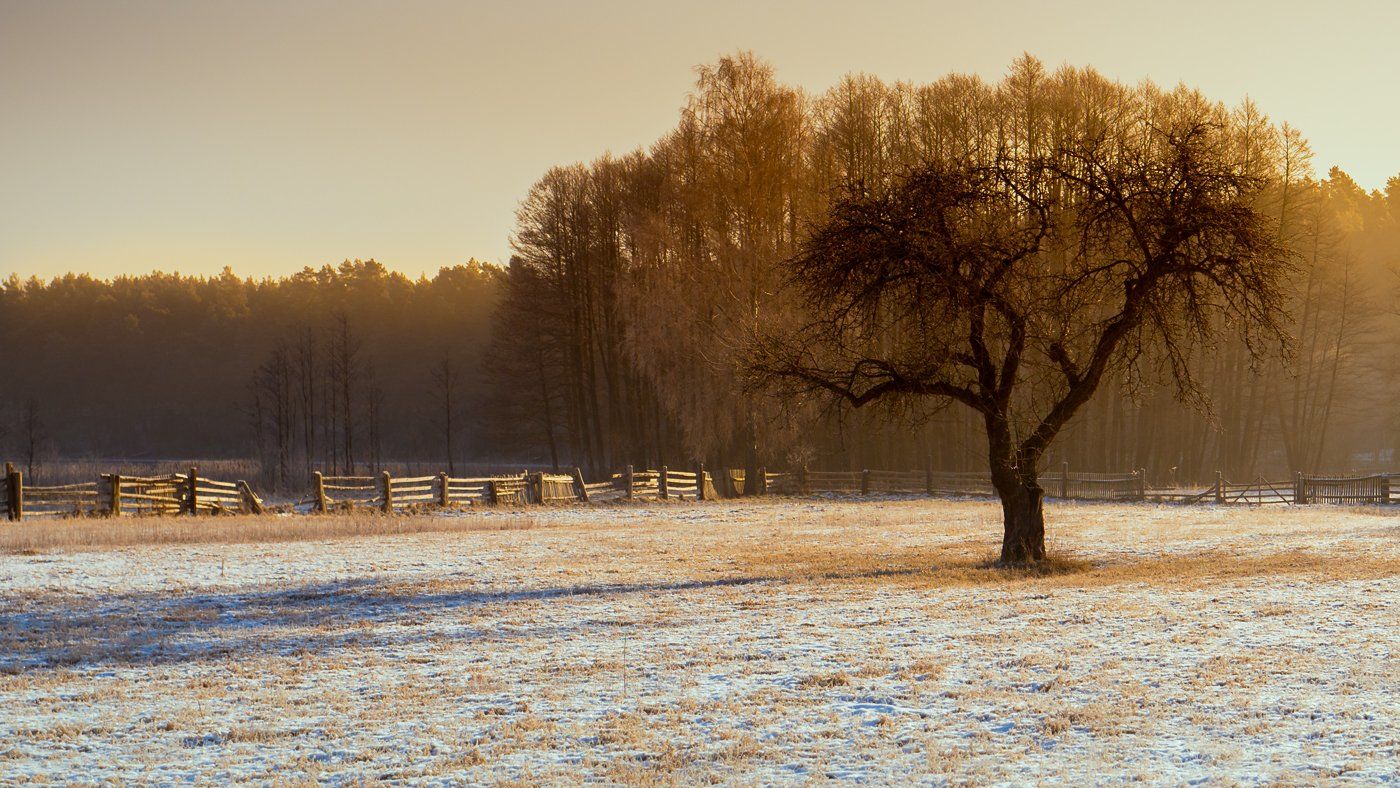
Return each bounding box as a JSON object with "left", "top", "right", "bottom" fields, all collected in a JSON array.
[
  {"left": 9, "top": 544, "right": 1379, "bottom": 674},
  {"left": 0, "top": 572, "right": 804, "bottom": 672}
]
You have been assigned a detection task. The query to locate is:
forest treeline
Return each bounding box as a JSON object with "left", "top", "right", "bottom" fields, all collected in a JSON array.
[
  {"left": 484, "top": 53, "right": 1400, "bottom": 486},
  {"left": 4, "top": 53, "right": 1400, "bottom": 487},
  {"left": 0, "top": 260, "right": 500, "bottom": 486}
]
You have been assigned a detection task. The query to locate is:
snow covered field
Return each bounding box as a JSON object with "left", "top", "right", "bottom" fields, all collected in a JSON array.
[{"left": 2, "top": 497, "right": 1398, "bottom": 783}]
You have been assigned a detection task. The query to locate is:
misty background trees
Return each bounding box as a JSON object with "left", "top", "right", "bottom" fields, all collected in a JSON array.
[
  {"left": 480, "top": 53, "right": 1400, "bottom": 489},
  {"left": 0, "top": 260, "right": 499, "bottom": 484},
  {"left": 3, "top": 54, "right": 1400, "bottom": 490}
]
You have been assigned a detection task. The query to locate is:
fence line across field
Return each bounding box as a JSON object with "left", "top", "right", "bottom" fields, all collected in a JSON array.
[{"left": 6, "top": 460, "right": 1400, "bottom": 521}]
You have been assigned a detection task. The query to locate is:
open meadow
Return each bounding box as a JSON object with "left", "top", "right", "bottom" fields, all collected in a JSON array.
[{"left": 1, "top": 497, "right": 1398, "bottom": 783}]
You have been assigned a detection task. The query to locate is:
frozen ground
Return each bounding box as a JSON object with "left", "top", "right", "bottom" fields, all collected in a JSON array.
[{"left": 1, "top": 497, "right": 1398, "bottom": 784}]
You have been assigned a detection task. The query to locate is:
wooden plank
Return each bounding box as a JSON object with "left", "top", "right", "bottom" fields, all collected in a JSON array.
[
  {"left": 24, "top": 482, "right": 100, "bottom": 492},
  {"left": 390, "top": 493, "right": 437, "bottom": 504},
  {"left": 25, "top": 493, "right": 100, "bottom": 504},
  {"left": 120, "top": 483, "right": 182, "bottom": 493},
  {"left": 238, "top": 480, "right": 266, "bottom": 515},
  {"left": 118, "top": 491, "right": 184, "bottom": 503},
  {"left": 117, "top": 474, "right": 184, "bottom": 484}
]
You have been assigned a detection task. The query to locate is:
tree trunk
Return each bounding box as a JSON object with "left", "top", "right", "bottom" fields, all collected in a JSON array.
[
  {"left": 985, "top": 412, "right": 1047, "bottom": 565},
  {"left": 992, "top": 468, "right": 1047, "bottom": 565}
]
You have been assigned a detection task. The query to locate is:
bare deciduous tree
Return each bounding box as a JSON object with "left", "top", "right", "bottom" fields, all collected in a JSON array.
[
  {"left": 751, "top": 66, "right": 1293, "bottom": 563},
  {"left": 22, "top": 397, "right": 45, "bottom": 483},
  {"left": 431, "top": 349, "right": 459, "bottom": 476}
]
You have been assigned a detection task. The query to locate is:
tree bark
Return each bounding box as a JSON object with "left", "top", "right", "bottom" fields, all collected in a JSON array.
[
  {"left": 986, "top": 412, "right": 1047, "bottom": 565},
  {"left": 993, "top": 469, "right": 1047, "bottom": 565}
]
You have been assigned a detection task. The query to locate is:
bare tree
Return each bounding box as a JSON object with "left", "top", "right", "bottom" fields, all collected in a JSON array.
[
  {"left": 366, "top": 360, "right": 384, "bottom": 474},
  {"left": 751, "top": 66, "right": 1292, "bottom": 564},
  {"left": 330, "top": 312, "right": 361, "bottom": 474},
  {"left": 253, "top": 343, "right": 294, "bottom": 489},
  {"left": 296, "top": 326, "right": 320, "bottom": 478},
  {"left": 431, "top": 348, "right": 459, "bottom": 476},
  {"left": 22, "top": 398, "right": 45, "bottom": 483}
]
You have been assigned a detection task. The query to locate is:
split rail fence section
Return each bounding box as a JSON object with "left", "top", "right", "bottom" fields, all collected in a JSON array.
[
  {"left": 307, "top": 464, "right": 732, "bottom": 513},
  {"left": 1157, "top": 472, "right": 1400, "bottom": 506},
  {"left": 3, "top": 463, "right": 265, "bottom": 521}
]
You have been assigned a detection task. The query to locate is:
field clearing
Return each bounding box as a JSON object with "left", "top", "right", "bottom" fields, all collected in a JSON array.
[{"left": 1, "top": 498, "right": 1398, "bottom": 783}]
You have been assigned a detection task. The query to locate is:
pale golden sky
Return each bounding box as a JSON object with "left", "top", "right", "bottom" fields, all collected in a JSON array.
[{"left": 3, "top": 0, "right": 1397, "bottom": 280}]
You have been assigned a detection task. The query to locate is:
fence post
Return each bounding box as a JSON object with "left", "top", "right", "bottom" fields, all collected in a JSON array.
[
  {"left": 758, "top": 466, "right": 767, "bottom": 496},
  {"left": 238, "top": 480, "right": 266, "bottom": 515},
  {"left": 381, "top": 470, "right": 393, "bottom": 514},
  {"left": 659, "top": 466, "right": 669, "bottom": 500},
  {"left": 860, "top": 469, "right": 870, "bottom": 495},
  {"left": 572, "top": 467, "right": 588, "bottom": 502},
  {"left": 530, "top": 472, "right": 544, "bottom": 504},
  {"left": 1214, "top": 470, "right": 1225, "bottom": 504},
  {"left": 186, "top": 466, "right": 199, "bottom": 516},
  {"left": 1133, "top": 469, "right": 1145, "bottom": 501},
  {"left": 487, "top": 478, "right": 499, "bottom": 506},
  {"left": 1294, "top": 471, "right": 1305, "bottom": 505},
  {"left": 1378, "top": 474, "right": 1389, "bottom": 505},
  {"left": 107, "top": 473, "right": 122, "bottom": 517},
  {"left": 5, "top": 463, "right": 19, "bottom": 521},
  {"left": 625, "top": 465, "right": 635, "bottom": 500},
  {"left": 312, "top": 471, "right": 328, "bottom": 513},
  {"left": 1060, "top": 460, "right": 1069, "bottom": 499},
  {"left": 798, "top": 464, "right": 809, "bottom": 495},
  {"left": 696, "top": 463, "right": 706, "bottom": 501}
]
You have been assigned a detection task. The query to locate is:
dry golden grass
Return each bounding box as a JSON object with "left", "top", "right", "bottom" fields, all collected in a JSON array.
[
  {"left": 797, "top": 670, "right": 852, "bottom": 689},
  {"left": 727, "top": 540, "right": 1400, "bottom": 589},
  {"left": 0, "top": 511, "right": 540, "bottom": 554}
]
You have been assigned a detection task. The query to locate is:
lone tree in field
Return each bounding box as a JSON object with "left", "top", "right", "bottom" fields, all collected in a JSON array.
[{"left": 751, "top": 60, "right": 1294, "bottom": 564}]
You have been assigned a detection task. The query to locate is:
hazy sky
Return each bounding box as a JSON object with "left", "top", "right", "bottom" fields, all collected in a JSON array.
[{"left": 3, "top": 0, "right": 1398, "bottom": 280}]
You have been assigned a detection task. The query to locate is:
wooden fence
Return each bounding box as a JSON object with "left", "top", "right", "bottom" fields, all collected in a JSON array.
[
  {"left": 306, "top": 469, "right": 591, "bottom": 512},
  {"left": 783, "top": 466, "right": 1143, "bottom": 501},
  {"left": 3, "top": 463, "right": 265, "bottom": 521},
  {"left": 300, "top": 464, "right": 733, "bottom": 512},
  {"left": 1149, "top": 471, "right": 1400, "bottom": 506},
  {"left": 8, "top": 458, "right": 1400, "bottom": 521}
]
